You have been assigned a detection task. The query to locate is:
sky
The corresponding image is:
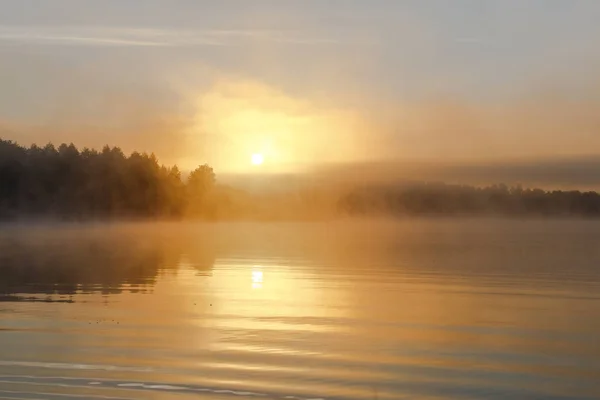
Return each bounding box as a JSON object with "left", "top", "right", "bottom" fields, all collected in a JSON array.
[{"left": 1, "top": 0, "right": 600, "bottom": 180}]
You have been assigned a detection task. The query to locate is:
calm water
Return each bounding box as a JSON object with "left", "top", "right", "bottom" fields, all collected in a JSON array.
[{"left": 1, "top": 220, "right": 600, "bottom": 400}]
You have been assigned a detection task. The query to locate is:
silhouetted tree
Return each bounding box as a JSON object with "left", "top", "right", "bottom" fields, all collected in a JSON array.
[{"left": 186, "top": 164, "right": 216, "bottom": 217}]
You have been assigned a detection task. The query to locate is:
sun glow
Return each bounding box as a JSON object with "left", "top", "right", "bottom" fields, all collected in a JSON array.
[
  {"left": 185, "top": 79, "right": 368, "bottom": 173},
  {"left": 251, "top": 153, "right": 265, "bottom": 166}
]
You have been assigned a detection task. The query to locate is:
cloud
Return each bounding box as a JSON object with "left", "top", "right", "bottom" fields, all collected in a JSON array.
[
  {"left": 454, "top": 37, "right": 488, "bottom": 44},
  {"left": 448, "top": 156, "right": 600, "bottom": 189},
  {"left": 313, "top": 156, "right": 600, "bottom": 191},
  {"left": 0, "top": 33, "right": 167, "bottom": 47},
  {"left": 0, "top": 25, "right": 361, "bottom": 47}
]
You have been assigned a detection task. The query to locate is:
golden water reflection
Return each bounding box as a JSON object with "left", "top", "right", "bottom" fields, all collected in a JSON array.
[
  {"left": 251, "top": 267, "right": 263, "bottom": 290},
  {"left": 1, "top": 221, "right": 600, "bottom": 400},
  {"left": 205, "top": 259, "right": 349, "bottom": 336}
]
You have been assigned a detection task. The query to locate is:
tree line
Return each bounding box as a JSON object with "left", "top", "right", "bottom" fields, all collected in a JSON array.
[
  {"left": 0, "top": 139, "right": 215, "bottom": 220},
  {"left": 3, "top": 138, "right": 600, "bottom": 220},
  {"left": 338, "top": 182, "right": 600, "bottom": 217}
]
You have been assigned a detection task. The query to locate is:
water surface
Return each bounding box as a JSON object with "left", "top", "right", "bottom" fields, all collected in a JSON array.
[{"left": 1, "top": 220, "right": 600, "bottom": 399}]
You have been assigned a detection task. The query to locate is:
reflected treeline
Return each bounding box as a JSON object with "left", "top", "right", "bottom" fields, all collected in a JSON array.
[
  {"left": 0, "top": 139, "right": 215, "bottom": 220},
  {"left": 0, "top": 225, "right": 216, "bottom": 301},
  {"left": 339, "top": 183, "right": 600, "bottom": 217}
]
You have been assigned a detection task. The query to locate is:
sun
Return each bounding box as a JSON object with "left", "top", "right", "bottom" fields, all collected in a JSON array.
[{"left": 251, "top": 153, "right": 265, "bottom": 166}]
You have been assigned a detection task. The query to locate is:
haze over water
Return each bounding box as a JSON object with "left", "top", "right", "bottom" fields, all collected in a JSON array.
[{"left": 1, "top": 220, "right": 600, "bottom": 400}]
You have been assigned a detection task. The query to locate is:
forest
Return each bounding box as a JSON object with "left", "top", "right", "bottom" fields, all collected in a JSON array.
[
  {"left": 2, "top": 138, "right": 600, "bottom": 220},
  {"left": 338, "top": 183, "right": 600, "bottom": 217},
  {"left": 0, "top": 139, "right": 215, "bottom": 220}
]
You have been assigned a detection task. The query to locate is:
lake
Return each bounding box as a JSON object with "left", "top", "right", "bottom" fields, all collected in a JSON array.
[{"left": 1, "top": 220, "right": 600, "bottom": 400}]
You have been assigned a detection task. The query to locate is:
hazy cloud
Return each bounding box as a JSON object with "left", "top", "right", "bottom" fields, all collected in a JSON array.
[
  {"left": 314, "top": 156, "right": 600, "bottom": 191},
  {"left": 454, "top": 37, "right": 489, "bottom": 44},
  {"left": 0, "top": 25, "right": 361, "bottom": 47}
]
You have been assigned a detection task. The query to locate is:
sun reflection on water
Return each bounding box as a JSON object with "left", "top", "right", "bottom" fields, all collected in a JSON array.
[
  {"left": 206, "top": 258, "right": 349, "bottom": 336},
  {"left": 251, "top": 267, "right": 264, "bottom": 290}
]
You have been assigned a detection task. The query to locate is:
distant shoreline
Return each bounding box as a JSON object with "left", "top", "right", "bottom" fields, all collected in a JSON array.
[{"left": 3, "top": 138, "right": 600, "bottom": 221}]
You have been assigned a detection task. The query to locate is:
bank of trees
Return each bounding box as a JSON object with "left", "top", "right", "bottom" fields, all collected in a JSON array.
[
  {"left": 4, "top": 138, "right": 600, "bottom": 220},
  {"left": 338, "top": 183, "right": 600, "bottom": 217},
  {"left": 0, "top": 139, "right": 215, "bottom": 220}
]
